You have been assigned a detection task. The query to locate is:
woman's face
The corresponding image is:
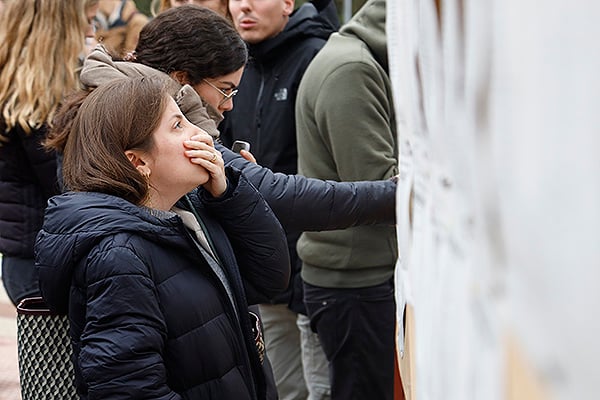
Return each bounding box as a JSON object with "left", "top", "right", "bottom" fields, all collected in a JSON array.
[
  {"left": 192, "top": 67, "right": 245, "bottom": 115},
  {"left": 133, "top": 97, "right": 212, "bottom": 210}
]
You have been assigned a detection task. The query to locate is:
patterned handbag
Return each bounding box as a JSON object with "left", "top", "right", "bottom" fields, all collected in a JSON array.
[
  {"left": 248, "top": 310, "right": 265, "bottom": 364},
  {"left": 16, "top": 297, "right": 77, "bottom": 400}
]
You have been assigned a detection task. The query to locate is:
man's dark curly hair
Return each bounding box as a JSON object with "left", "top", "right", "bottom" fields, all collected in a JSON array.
[{"left": 134, "top": 5, "right": 248, "bottom": 85}]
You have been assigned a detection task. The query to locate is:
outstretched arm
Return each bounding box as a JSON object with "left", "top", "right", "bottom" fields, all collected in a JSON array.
[{"left": 217, "top": 143, "right": 396, "bottom": 233}]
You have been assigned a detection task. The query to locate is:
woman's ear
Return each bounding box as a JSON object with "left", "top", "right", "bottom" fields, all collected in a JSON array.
[
  {"left": 170, "top": 70, "right": 190, "bottom": 85},
  {"left": 125, "top": 150, "right": 151, "bottom": 177}
]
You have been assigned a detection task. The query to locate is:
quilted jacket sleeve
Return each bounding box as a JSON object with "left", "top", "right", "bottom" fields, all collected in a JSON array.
[
  {"left": 80, "top": 245, "right": 181, "bottom": 400},
  {"left": 217, "top": 143, "right": 396, "bottom": 233},
  {"left": 195, "top": 169, "right": 290, "bottom": 304}
]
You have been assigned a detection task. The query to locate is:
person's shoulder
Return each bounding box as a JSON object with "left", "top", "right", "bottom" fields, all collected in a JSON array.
[
  {"left": 305, "top": 34, "right": 368, "bottom": 78},
  {"left": 121, "top": 0, "right": 140, "bottom": 18},
  {"left": 119, "top": 0, "right": 148, "bottom": 25},
  {"left": 87, "top": 231, "right": 153, "bottom": 275},
  {"left": 308, "top": 33, "right": 357, "bottom": 65},
  {"left": 129, "top": 11, "right": 149, "bottom": 25}
]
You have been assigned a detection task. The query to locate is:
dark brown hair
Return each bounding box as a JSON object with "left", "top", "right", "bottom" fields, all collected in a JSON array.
[
  {"left": 134, "top": 4, "right": 248, "bottom": 85},
  {"left": 47, "top": 77, "right": 170, "bottom": 205}
]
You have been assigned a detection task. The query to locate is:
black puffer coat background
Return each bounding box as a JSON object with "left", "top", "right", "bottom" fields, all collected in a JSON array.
[{"left": 0, "top": 123, "right": 58, "bottom": 257}]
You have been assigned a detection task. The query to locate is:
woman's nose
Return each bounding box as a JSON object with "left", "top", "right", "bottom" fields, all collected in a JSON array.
[{"left": 220, "top": 98, "right": 234, "bottom": 112}]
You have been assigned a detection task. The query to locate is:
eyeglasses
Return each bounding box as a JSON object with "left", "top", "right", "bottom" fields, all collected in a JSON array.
[{"left": 202, "top": 79, "right": 239, "bottom": 106}]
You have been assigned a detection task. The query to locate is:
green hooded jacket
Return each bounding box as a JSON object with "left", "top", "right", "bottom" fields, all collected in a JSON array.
[{"left": 296, "top": 0, "right": 398, "bottom": 288}]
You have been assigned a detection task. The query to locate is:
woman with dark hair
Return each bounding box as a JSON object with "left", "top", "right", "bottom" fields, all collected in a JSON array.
[{"left": 38, "top": 76, "right": 290, "bottom": 399}]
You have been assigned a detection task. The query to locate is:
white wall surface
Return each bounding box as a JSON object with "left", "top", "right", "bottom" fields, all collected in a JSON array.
[{"left": 389, "top": 1, "right": 600, "bottom": 399}]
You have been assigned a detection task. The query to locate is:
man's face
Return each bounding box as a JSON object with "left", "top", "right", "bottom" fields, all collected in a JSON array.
[{"left": 229, "top": 0, "right": 294, "bottom": 44}]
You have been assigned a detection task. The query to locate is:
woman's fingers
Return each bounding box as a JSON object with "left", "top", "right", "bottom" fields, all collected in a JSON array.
[
  {"left": 190, "top": 133, "right": 214, "bottom": 146},
  {"left": 184, "top": 147, "right": 224, "bottom": 168},
  {"left": 183, "top": 137, "right": 226, "bottom": 196},
  {"left": 199, "top": 149, "right": 227, "bottom": 197},
  {"left": 183, "top": 137, "right": 217, "bottom": 163}
]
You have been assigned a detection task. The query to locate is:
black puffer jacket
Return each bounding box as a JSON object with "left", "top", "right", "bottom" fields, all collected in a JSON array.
[
  {"left": 0, "top": 123, "right": 59, "bottom": 257},
  {"left": 35, "top": 169, "right": 290, "bottom": 400},
  {"left": 218, "top": 143, "right": 395, "bottom": 233}
]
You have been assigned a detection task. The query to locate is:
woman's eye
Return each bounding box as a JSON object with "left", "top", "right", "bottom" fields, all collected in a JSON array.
[{"left": 174, "top": 121, "right": 182, "bottom": 129}]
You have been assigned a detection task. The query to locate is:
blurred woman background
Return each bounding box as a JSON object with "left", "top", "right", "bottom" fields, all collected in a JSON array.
[
  {"left": 0, "top": 0, "right": 91, "bottom": 306},
  {"left": 150, "top": 0, "right": 231, "bottom": 20}
]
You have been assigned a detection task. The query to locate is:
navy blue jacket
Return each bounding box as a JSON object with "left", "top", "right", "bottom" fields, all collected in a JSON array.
[
  {"left": 36, "top": 169, "right": 290, "bottom": 399},
  {"left": 0, "top": 123, "right": 59, "bottom": 257},
  {"left": 219, "top": 143, "right": 396, "bottom": 233}
]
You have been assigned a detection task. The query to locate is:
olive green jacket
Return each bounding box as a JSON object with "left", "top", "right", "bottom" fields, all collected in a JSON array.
[{"left": 296, "top": 0, "right": 398, "bottom": 288}]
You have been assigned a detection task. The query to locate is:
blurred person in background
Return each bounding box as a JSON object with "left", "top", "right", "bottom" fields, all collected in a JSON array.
[
  {"left": 85, "top": 0, "right": 101, "bottom": 55},
  {"left": 0, "top": 0, "right": 91, "bottom": 306},
  {"left": 94, "top": 0, "right": 148, "bottom": 57},
  {"left": 150, "top": 0, "right": 231, "bottom": 20}
]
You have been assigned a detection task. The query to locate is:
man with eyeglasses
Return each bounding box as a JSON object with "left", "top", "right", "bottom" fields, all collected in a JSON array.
[{"left": 219, "top": 1, "right": 339, "bottom": 399}]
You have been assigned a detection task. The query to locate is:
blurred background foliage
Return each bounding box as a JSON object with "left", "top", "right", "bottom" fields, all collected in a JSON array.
[{"left": 133, "top": 0, "right": 367, "bottom": 23}]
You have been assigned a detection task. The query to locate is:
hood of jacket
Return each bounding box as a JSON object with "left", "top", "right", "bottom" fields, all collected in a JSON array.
[
  {"left": 35, "top": 191, "right": 190, "bottom": 313},
  {"left": 80, "top": 45, "right": 223, "bottom": 138},
  {"left": 249, "top": 0, "right": 339, "bottom": 62},
  {"left": 339, "top": 0, "right": 387, "bottom": 72}
]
